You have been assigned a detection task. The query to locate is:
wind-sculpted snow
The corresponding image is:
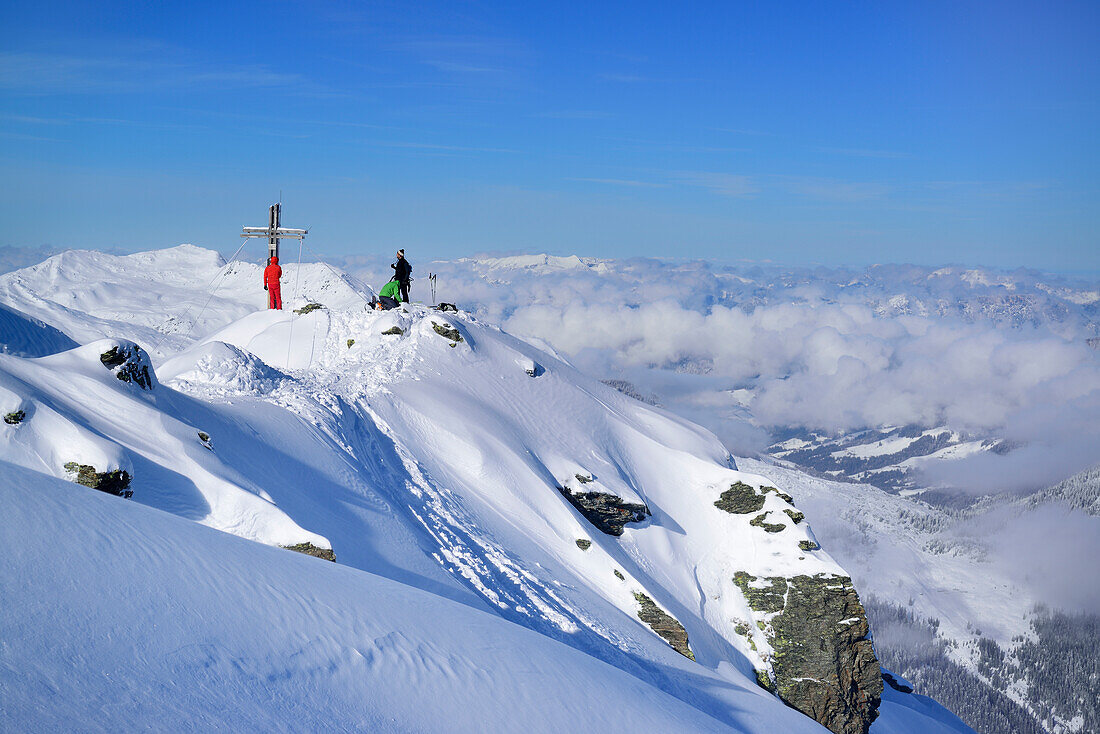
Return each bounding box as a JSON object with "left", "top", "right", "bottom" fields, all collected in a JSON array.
[
  {"left": 0, "top": 244, "right": 372, "bottom": 358},
  {"left": 0, "top": 338, "right": 329, "bottom": 549},
  {"left": 0, "top": 246, "right": 976, "bottom": 734},
  {"left": 160, "top": 340, "right": 288, "bottom": 396},
  {"left": 0, "top": 463, "right": 793, "bottom": 734},
  {"left": 0, "top": 302, "right": 77, "bottom": 357},
  {"left": 118, "top": 291, "right": 892, "bottom": 730}
]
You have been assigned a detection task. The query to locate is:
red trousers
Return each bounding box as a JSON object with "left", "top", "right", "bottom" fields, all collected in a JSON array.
[{"left": 268, "top": 284, "right": 282, "bottom": 310}]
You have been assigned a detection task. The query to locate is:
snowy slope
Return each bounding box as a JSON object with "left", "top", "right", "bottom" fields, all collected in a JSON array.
[
  {"left": 0, "top": 302, "right": 77, "bottom": 357},
  {"left": 0, "top": 339, "right": 329, "bottom": 548},
  {"left": 0, "top": 246, "right": 974, "bottom": 734},
  {"left": 0, "top": 244, "right": 372, "bottom": 358},
  {"left": 736, "top": 456, "right": 1100, "bottom": 733},
  {"left": 737, "top": 458, "right": 1033, "bottom": 648},
  {"left": 0, "top": 462, "right": 790, "bottom": 734},
  {"left": 1, "top": 461, "right": 969, "bottom": 733},
  {"left": 740, "top": 456, "right": 1100, "bottom": 652},
  {"left": 159, "top": 299, "right": 839, "bottom": 665}
]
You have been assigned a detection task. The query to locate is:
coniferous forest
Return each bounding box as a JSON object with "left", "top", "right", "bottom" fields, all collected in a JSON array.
[{"left": 867, "top": 598, "right": 1099, "bottom": 734}]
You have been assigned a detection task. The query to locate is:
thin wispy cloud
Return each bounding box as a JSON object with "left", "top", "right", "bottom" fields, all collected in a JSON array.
[
  {"left": 779, "top": 175, "right": 890, "bottom": 202},
  {"left": 0, "top": 113, "right": 67, "bottom": 125},
  {"left": 424, "top": 61, "right": 507, "bottom": 74},
  {"left": 387, "top": 36, "right": 528, "bottom": 80},
  {"left": 609, "top": 137, "right": 749, "bottom": 154},
  {"left": 568, "top": 177, "right": 667, "bottom": 188},
  {"left": 153, "top": 108, "right": 406, "bottom": 132},
  {"left": 183, "top": 67, "right": 307, "bottom": 86},
  {"left": 675, "top": 172, "right": 758, "bottom": 197},
  {"left": 283, "top": 118, "right": 403, "bottom": 131},
  {"left": 535, "top": 110, "right": 613, "bottom": 120},
  {"left": 925, "top": 180, "right": 1052, "bottom": 200},
  {"left": 0, "top": 113, "right": 207, "bottom": 133},
  {"left": 598, "top": 73, "right": 651, "bottom": 83},
  {"left": 0, "top": 52, "right": 124, "bottom": 92},
  {"left": 363, "top": 140, "right": 520, "bottom": 154},
  {"left": 818, "top": 147, "right": 911, "bottom": 159},
  {"left": 0, "top": 51, "right": 313, "bottom": 95},
  {"left": 709, "top": 127, "right": 776, "bottom": 136},
  {"left": 0, "top": 130, "right": 63, "bottom": 142},
  {"left": 388, "top": 37, "right": 525, "bottom": 56}
]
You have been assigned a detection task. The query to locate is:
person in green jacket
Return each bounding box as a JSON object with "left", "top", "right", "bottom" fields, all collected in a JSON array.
[{"left": 374, "top": 279, "right": 402, "bottom": 310}]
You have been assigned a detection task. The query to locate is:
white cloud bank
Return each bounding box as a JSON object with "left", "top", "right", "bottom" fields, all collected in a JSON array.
[{"left": 345, "top": 254, "right": 1100, "bottom": 492}]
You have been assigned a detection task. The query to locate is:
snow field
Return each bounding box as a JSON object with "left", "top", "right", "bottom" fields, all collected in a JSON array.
[
  {"left": 0, "top": 246, "right": 976, "bottom": 733},
  {"left": 0, "top": 462, "right": 800, "bottom": 734}
]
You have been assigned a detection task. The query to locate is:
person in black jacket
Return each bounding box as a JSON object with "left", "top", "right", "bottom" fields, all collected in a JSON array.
[{"left": 391, "top": 249, "right": 412, "bottom": 303}]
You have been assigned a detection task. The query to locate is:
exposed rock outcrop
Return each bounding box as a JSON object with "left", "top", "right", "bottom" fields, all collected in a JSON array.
[
  {"left": 736, "top": 571, "right": 882, "bottom": 734},
  {"left": 100, "top": 343, "right": 155, "bottom": 390},
  {"left": 749, "top": 511, "right": 786, "bottom": 533},
  {"left": 282, "top": 542, "right": 336, "bottom": 562},
  {"left": 63, "top": 462, "right": 133, "bottom": 498},
  {"left": 575, "top": 538, "right": 591, "bottom": 550},
  {"left": 714, "top": 481, "right": 766, "bottom": 514},
  {"left": 558, "top": 487, "right": 649, "bottom": 536},
  {"left": 431, "top": 322, "right": 463, "bottom": 343},
  {"left": 784, "top": 508, "right": 805, "bottom": 524},
  {"left": 634, "top": 592, "right": 695, "bottom": 661},
  {"left": 294, "top": 303, "right": 324, "bottom": 315},
  {"left": 381, "top": 326, "right": 403, "bottom": 336},
  {"left": 733, "top": 572, "right": 788, "bottom": 614},
  {"left": 4, "top": 410, "right": 25, "bottom": 425},
  {"left": 761, "top": 485, "right": 795, "bottom": 504},
  {"left": 882, "top": 670, "right": 913, "bottom": 694}
]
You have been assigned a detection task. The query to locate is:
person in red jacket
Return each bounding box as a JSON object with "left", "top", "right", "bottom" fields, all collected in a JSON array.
[{"left": 264, "top": 256, "right": 282, "bottom": 310}]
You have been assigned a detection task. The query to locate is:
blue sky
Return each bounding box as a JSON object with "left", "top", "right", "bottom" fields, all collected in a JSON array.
[{"left": 1, "top": 0, "right": 1097, "bottom": 269}]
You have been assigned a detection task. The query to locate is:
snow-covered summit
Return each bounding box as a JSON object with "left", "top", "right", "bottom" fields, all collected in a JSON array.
[
  {"left": 0, "top": 246, "right": 974, "bottom": 734},
  {"left": 0, "top": 244, "right": 373, "bottom": 358}
]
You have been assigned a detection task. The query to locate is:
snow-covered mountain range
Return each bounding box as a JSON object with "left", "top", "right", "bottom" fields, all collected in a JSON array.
[
  {"left": 764, "top": 425, "right": 1011, "bottom": 494},
  {"left": 0, "top": 245, "right": 976, "bottom": 734}
]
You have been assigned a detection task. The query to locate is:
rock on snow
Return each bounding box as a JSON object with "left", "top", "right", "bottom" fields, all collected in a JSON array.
[{"left": 0, "top": 246, "right": 974, "bottom": 734}]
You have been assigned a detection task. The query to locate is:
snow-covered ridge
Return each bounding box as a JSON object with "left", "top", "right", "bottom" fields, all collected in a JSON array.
[
  {"left": 0, "top": 244, "right": 373, "bottom": 358},
  {"left": 458, "top": 252, "right": 611, "bottom": 273},
  {"left": 766, "top": 426, "right": 1006, "bottom": 494},
  {"left": 0, "top": 246, "right": 975, "bottom": 734},
  {"left": 0, "top": 335, "right": 327, "bottom": 548}
]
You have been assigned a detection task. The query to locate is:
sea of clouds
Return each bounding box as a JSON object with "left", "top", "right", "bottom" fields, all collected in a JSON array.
[{"left": 343, "top": 253, "right": 1100, "bottom": 494}]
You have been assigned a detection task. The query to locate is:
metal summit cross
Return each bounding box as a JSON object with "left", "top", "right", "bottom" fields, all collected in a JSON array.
[{"left": 241, "top": 203, "right": 307, "bottom": 260}]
